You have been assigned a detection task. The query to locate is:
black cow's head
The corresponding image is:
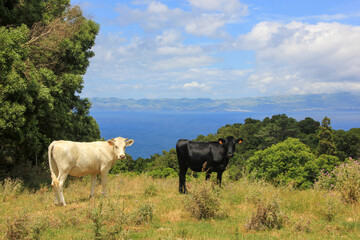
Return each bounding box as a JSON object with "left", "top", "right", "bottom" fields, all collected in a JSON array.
[{"left": 218, "top": 136, "right": 243, "bottom": 158}]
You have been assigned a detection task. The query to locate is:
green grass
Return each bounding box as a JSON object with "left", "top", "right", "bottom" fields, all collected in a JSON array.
[{"left": 1, "top": 173, "right": 359, "bottom": 239}]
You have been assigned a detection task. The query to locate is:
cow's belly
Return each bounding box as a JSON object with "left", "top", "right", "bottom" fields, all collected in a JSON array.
[{"left": 69, "top": 166, "right": 100, "bottom": 177}]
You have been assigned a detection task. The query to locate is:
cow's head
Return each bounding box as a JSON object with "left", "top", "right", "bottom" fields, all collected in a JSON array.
[
  {"left": 218, "top": 136, "right": 243, "bottom": 158},
  {"left": 108, "top": 137, "right": 134, "bottom": 160}
]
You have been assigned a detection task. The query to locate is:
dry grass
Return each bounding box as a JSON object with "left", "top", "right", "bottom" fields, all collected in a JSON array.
[{"left": 0, "top": 174, "right": 359, "bottom": 239}]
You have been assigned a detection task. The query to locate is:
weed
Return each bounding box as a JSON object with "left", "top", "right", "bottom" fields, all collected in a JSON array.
[
  {"left": 144, "top": 184, "right": 158, "bottom": 197},
  {"left": 294, "top": 218, "right": 312, "bottom": 233},
  {"left": 316, "top": 158, "right": 360, "bottom": 204},
  {"left": 5, "top": 213, "right": 30, "bottom": 240},
  {"left": 245, "top": 198, "right": 288, "bottom": 231},
  {"left": 184, "top": 182, "right": 225, "bottom": 220},
  {"left": 318, "top": 193, "right": 338, "bottom": 222},
  {"left": 91, "top": 201, "right": 105, "bottom": 240},
  {"left": 132, "top": 203, "right": 154, "bottom": 225},
  {"left": 1, "top": 178, "right": 24, "bottom": 202}
]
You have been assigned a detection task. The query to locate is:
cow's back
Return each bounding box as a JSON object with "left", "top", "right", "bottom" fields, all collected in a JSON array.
[
  {"left": 51, "top": 140, "right": 110, "bottom": 177},
  {"left": 177, "top": 140, "right": 217, "bottom": 171}
]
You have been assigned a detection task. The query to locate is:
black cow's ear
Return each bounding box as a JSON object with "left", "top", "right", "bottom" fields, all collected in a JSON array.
[
  {"left": 218, "top": 138, "right": 226, "bottom": 145},
  {"left": 236, "top": 138, "right": 243, "bottom": 144}
]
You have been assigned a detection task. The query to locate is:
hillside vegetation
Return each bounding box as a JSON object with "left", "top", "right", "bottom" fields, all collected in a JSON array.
[{"left": 111, "top": 114, "right": 360, "bottom": 190}]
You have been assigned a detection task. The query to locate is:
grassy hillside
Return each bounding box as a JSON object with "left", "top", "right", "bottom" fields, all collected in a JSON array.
[{"left": 1, "top": 173, "right": 359, "bottom": 239}]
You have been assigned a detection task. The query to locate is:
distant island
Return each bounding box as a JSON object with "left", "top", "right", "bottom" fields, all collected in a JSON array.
[{"left": 90, "top": 92, "right": 360, "bottom": 112}]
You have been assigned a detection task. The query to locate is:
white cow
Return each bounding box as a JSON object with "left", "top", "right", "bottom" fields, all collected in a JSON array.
[{"left": 48, "top": 137, "right": 134, "bottom": 206}]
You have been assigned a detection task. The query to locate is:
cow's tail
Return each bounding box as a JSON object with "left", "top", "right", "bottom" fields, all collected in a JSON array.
[{"left": 48, "top": 142, "right": 59, "bottom": 188}]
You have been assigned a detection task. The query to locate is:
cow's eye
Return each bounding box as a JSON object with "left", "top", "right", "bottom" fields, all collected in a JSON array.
[{"left": 115, "top": 146, "right": 118, "bottom": 149}]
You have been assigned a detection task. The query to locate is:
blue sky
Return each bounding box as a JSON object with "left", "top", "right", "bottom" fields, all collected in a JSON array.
[{"left": 71, "top": 0, "right": 360, "bottom": 99}]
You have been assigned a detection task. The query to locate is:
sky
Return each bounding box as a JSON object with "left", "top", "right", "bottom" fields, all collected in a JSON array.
[{"left": 71, "top": 0, "right": 360, "bottom": 99}]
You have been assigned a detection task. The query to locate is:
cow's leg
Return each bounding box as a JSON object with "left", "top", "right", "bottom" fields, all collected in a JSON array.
[
  {"left": 57, "top": 172, "right": 69, "bottom": 206},
  {"left": 89, "top": 174, "right": 97, "bottom": 198},
  {"left": 52, "top": 183, "right": 61, "bottom": 205},
  {"left": 100, "top": 172, "right": 108, "bottom": 196},
  {"left": 217, "top": 171, "right": 223, "bottom": 187},
  {"left": 179, "top": 165, "right": 188, "bottom": 194},
  {"left": 205, "top": 171, "right": 212, "bottom": 181}
]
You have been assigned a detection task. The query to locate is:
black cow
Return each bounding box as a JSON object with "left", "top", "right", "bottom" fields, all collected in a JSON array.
[{"left": 176, "top": 136, "right": 243, "bottom": 194}]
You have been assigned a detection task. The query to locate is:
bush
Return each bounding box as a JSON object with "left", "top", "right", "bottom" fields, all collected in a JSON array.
[
  {"left": 5, "top": 213, "right": 31, "bottom": 240},
  {"left": 184, "top": 182, "right": 225, "bottom": 220},
  {"left": 144, "top": 184, "right": 158, "bottom": 197},
  {"left": 132, "top": 204, "right": 154, "bottom": 225},
  {"left": 245, "top": 199, "right": 288, "bottom": 231},
  {"left": 247, "top": 138, "right": 316, "bottom": 189},
  {"left": 148, "top": 167, "right": 177, "bottom": 178},
  {"left": 1, "top": 178, "right": 24, "bottom": 202},
  {"left": 316, "top": 158, "right": 360, "bottom": 203},
  {"left": 226, "top": 165, "right": 246, "bottom": 181}
]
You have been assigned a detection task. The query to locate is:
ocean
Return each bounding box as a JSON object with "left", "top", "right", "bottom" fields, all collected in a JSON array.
[{"left": 90, "top": 110, "right": 360, "bottom": 159}]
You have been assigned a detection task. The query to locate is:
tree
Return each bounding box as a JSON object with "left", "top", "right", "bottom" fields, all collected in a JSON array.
[
  {"left": 0, "top": 0, "right": 100, "bottom": 179},
  {"left": 334, "top": 128, "right": 360, "bottom": 160},
  {"left": 316, "top": 117, "right": 337, "bottom": 156},
  {"left": 247, "top": 138, "right": 316, "bottom": 189}
]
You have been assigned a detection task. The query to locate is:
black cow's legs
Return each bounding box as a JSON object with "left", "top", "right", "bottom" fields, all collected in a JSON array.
[
  {"left": 217, "top": 171, "right": 223, "bottom": 187},
  {"left": 179, "top": 165, "right": 188, "bottom": 194},
  {"left": 205, "top": 172, "right": 211, "bottom": 181}
]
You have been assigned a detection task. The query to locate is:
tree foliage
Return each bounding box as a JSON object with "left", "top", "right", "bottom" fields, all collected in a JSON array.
[
  {"left": 0, "top": 0, "right": 100, "bottom": 179},
  {"left": 135, "top": 114, "right": 358, "bottom": 189},
  {"left": 317, "top": 117, "right": 336, "bottom": 156}
]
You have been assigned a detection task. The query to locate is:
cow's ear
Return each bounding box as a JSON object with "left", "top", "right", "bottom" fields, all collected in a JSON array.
[
  {"left": 218, "top": 138, "right": 226, "bottom": 145},
  {"left": 107, "top": 139, "right": 114, "bottom": 146},
  {"left": 126, "top": 139, "right": 134, "bottom": 146},
  {"left": 237, "top": 138, "right": 243, "bottom": 144}
]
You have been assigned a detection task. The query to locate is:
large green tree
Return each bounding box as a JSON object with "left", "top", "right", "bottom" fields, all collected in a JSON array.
[
  {"left": 316, "top": 117, "right": 336, "bottom": 156},
  {"left": 0, "top": 0, "right": 100, "bottom": 177}
]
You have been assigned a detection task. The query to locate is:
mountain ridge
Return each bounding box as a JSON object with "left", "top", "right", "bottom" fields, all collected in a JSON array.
[{"left": 90, "top": 92, "right": 360, "bottom": 112}]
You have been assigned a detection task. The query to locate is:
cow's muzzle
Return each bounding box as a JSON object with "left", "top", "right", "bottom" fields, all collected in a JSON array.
[
  {"left": 227, "top": 153, "right": 233, "bottom": 158},
  {"left": 119, "top": 154, "right": 126, "bottom": 160}
]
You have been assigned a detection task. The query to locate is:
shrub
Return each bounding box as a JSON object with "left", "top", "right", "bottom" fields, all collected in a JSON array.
[
  {"left": 144, "top": 184, "right": 158, "bottom": 197},
  {"left": 5, "top": 213, "right": 31, "bottom": 240},
  {"left": 1, "top": 178, "right": 24, "bottom": 202},
  {"left": 148, "top": 167, "right": 177, "bottom": 178},
  {"left": 245, "top": 199, "right": 288, "bottom": 231},
  {"left": 227, "top": 165, "right": 246, "bottom": 181},
  {"left": 91, "top": 202, "right": 105, "bottom": 240},
  {"left": 132, "top": 204, "right": 154, "bottom": 225},
  {"left": 315, "top": 158, "right": 360, "bottom": 203},
  {"left": 184, "top": 182, "right": 225, "bottom": 220},
  {"left": 247, "top": 138, "right": 316, "bottom": 189}
]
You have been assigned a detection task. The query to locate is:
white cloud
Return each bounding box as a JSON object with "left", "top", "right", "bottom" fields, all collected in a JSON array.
[
  {"left": 151, "top": 55, "right": 216, "bottom": 70},
  {"left": 188, "top": 0, "right": 248, "bottom": 16},
  {"left": 183, "top": 81, "right": 210, "bottom": 91},
  {"left": 185, "top": 14, "right": 227, "bottom": 37},
  {"left": 236, "top": 21, "right": 360, "bottom": 95},
  {"left": 116, "top": 0, "right": 248, "bottom": 37}
]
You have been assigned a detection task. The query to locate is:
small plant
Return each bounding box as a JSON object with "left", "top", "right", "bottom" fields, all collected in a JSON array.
[
  {"left": 1, "top": 178, "right": 24, "bottom": 202},
  {"left": 184, "top": 182, "right": 225, "bottom": 220},
  {"left": 91, "top": 202, "right": 105, "bottom": 240},
  {"left": 5, "top": 213, "right": 31, "bottom": 240},
  {"left": 245, "top": 199, "right": 288, "bottom": 231},
  {"left": 294, "top": 218, "right": 311, "bottom": 233},
  {"left": 144, "top": 184, "right": 158, "bottom": 197},
  {"left": 323, "top": 196, "right": 337, "bottom": 221},
  {"left": 132, "top": 203, "right": 154, "bottom": 225},
  {"left": 315, "top": 158, "right": 360, "bottom": 203}
]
